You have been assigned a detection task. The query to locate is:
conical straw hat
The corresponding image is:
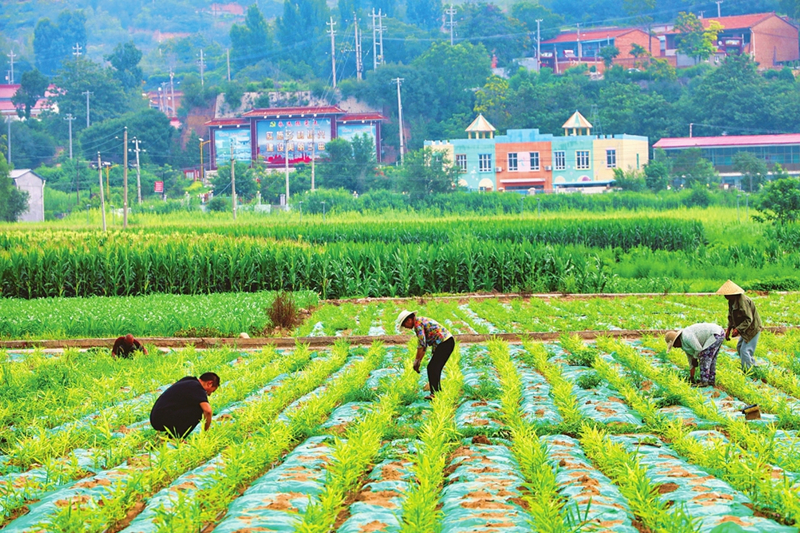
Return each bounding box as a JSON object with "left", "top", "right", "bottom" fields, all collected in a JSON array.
[
  {"left": 664, "top": 330, "right": 681, "bottom": 351},
  {"left": 717, "top": 280, "right": 745, "bottom": 295}
]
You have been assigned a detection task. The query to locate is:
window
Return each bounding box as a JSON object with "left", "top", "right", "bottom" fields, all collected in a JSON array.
[
  {"left": 508, "top": 153, "right": 518, "bottom": 171},
  {"left": 530, "top": 152, "right": 540, "bottom": 171},
  {"left": 455, "top": 154, "right": 467, "bottom": 172},
  {"left": 554, "top": 151, "right": 566, "bottom": 170},
  {"left": 479, "top": 154, "right": 492, "bottom": 172},
  {"left": 576, "top": 150, "right": 590, "bottom": 170},
  {"left": 606, "top": 149, "right": 617, "bottom": 168}
]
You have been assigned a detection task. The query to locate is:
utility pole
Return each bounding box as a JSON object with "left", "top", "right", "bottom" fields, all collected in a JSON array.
[
  {"left": 6, "top": 50, "right": 15, "bottom": 84},
  {"left": 97, "top": 152, "right": 107, "bottom": 232},
  {"left": 65, "top": 114, "right": 75, "bottom": 159},
  {"left": 355, "top": 14, "right": 363, "bottom": 81},
  {"left": 284, "top": 129, "right": 292, "bottom": 205},
  {"left": 536, "top": 19, "right": 543, "bottom": 68},
  {"left": 198, "top": 49, "right": 205, "bottom": 87},
  {"left": 576, "top": 23, "right": 581, "bottom": 60},
  {"left": 327, "top": 17, "right": 337, "bottom": 88},
  {"left": 5, "top": 117, "right": 10, "bottom": 166},
  {"left": 689, "top": 123, "right": 693, "bottom": 137},
  {"left": 123, "top": 127, "right": 129, "bottom": 228},
  {"left": 230, "top": 139, "right": 237, "bottom": 220},
  {"left": 392, "top": 78, "right": 405, "bottom": 164},
  {"left": 130, "top": 137, "right": 144, "bottom": 204},
  {"left": 378, "top": 12, "right": 385, "bottom": 66},
  {"left": 372, "top": 10, "right": 379, "bottom": 69},
  {"left": 715, "top": 0, "right": 722, "bottom": 17},
  {"left": 311, "top": 120, "right": 316, "bottom": 191},
  {"left": 169, "top": 68, "right": 176, "bottom": 117},
  {"left": 226, "top": 48, "right": 231, "bottom": 82},
  {"left": 446, "top": 4, "right": 457, "bottom": 45},
  {"left": 82, "top": 91, "right": 92, "bottom": 127},
  {"left": 73, "top": 43, "right": 82, "bottom": 57}
]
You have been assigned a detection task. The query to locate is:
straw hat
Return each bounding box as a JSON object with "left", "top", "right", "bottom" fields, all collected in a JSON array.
[
  {"left": 665, "top": 330, "right": 682, "bottom": 351},
  {"left": 716, "top": 280, "right": 745, "bottom": 295},
  {"left": 397, "top": 310, "right": 416, "bottom": 326}
]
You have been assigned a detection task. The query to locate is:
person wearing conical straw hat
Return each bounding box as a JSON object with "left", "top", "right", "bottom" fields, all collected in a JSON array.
[
  {"left": 717, "top": 280, "right": 762, "bottom": 371},
  {"left": 665, "top": 323, "right": 726, "bottom": 387},
  {"left": 397, "top": 310, "right": 454, "bottom": 400}
]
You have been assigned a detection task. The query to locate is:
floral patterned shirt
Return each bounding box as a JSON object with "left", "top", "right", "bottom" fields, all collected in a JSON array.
[{"left": 413, "top": 317, "right": 453, "bottom": 350}]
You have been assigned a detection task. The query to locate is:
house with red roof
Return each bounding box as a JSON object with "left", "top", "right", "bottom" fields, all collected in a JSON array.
[
  {"left": 653, "top": 133, "right": 800, "bottom": 187},
  {"left": 661, "top": 12, "right": 798, "bottom": 68},
  {"left": 0, "top": 84, "right": 57, "bottom": 119},
  {"left": 540, "top": 28, "right": 659, "bottom": 72}
]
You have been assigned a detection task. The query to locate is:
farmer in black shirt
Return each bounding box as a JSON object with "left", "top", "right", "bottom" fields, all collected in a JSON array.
[{"left": 150, "top": 372, "right": 221, "bottom": 438}]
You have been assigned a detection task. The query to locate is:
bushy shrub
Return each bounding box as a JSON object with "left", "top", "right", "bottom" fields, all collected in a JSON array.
[{"left": 267, "top": 291, "right": 299, "bottom": 330}]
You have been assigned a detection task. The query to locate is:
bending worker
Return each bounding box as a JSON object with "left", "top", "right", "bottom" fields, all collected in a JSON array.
[
  {"left": 665, "top": 323, "right": 725, "bottom": 388},
  {"left": 112, "top": 334, "right": 148, "bottom": 358},
  {"left": 397, "top": 310, "right": 455, "bottom": 399},
  {"left": 150, "top": 372, "right": 221, "bottom": 438},
  {"left": 717, "top": 280, "right": 762, "bottom": 371}
]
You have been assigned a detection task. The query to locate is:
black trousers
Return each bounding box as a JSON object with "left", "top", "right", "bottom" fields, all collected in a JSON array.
[
  {"left": 427, "top": 337, "right": 455, "bottom": 393},
  {"left": 151, "top": 416, "right": 199, "bottom": 439}
]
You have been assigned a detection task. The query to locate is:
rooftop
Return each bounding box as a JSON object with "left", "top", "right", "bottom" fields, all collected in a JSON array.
[{"left": 654, "top": 133, "right": 800, "bottom": 149}]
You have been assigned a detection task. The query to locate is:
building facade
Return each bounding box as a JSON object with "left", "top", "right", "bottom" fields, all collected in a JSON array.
[
  {"left": 653, "top": 134, "right": 800, "bottom": 186},
  {"left": 426, "top": 113, "right": 649, "bottom": 193},
  {"left": 10, "top": 169, "right": 45, "bottom": 222},
  {"left": 205, "top": 106, "right": 384, "bottom": 171},
  {"left": 662, "top": 12, "right": 799, "bottom": 68},
  {"left": 540, "top": 28, "right": 660, "bottom": 72}
]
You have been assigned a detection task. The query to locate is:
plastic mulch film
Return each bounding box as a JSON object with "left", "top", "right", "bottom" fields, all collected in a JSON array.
[
  {"left": 119, "top": 455, "right": 225, "bottom": 533},
  {"left": 439, "top": 441, "right": 534, "bottom": 533},
  {"left": 0, "top": 448, "right": 97, "bottom": 518},
  {"left": 321, "top": 402, "right": 372, "bottom": 430},
  {"left": 560, "top": 366, "right": 643, "bottom": 426},
  {"left": 337, "top": 439, "right": 417, "bottom": 533},
  {"left": 457, "top": 346, "right": 504, "bottom": 430},
  {"left": 365, "top": 368, "right": 400, "bottom": 390},
  {"left": 212, "top": 435, "right": 335, "bottom": 533},
  {"left": 508, "top": 345, "right": 562, "bottom": 426},
  {"left": 609, "top": 434, "right": 797, "bottom": 532},
  {"left": 278, "top": 355, "right": 364, "bottom": 422},
  {"left": 457, "top": 304, "right": 501, "bottom": 334},
  {"left": 455, "top": 400, "right": 503, "bottom": 431},
  {"left": 539, "top": 435, "right": 638, "bottom": 533}
]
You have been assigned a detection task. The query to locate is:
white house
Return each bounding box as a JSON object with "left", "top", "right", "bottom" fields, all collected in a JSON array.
[{"left": 10, "top": 169, "right": 45, "bottom": 222}]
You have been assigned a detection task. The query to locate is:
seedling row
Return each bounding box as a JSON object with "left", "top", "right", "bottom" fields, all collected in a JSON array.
[{"left": 2, "top": 332, "right": 800, "bottom": 532}]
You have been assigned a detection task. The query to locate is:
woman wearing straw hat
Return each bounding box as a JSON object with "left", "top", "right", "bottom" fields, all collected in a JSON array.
[
  {"left": 717, "top": 280, "right": 762, "bottom": 370},
  {"left": 665, "top": 323, "right": 726, "bottom": 387},
  {"left": 397, "top": 310, "right": 454, "bottom": 399}
]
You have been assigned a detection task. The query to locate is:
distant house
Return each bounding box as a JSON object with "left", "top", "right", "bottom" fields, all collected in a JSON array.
[
  {"left": 540, "top": 28, "right": 660, "bottom": 72},
  {"left": 653, "top": 133, "right": 800, "bottom": 188},
  {"left": 0, "top": 84, "right": 57, "bottom": 119},
  {"left": 661, "top": 12, "right": 799, "bottom": 68},
  {"left": 10, "top": 169, "right": 45, "bottom": 222}
]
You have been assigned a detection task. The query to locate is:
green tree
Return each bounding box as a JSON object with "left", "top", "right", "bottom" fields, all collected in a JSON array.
[
  {"left": 6, "top": 121, "right": 57, "bottom": 168},
  {"left": 733, "top": 151, "right": 768, "bottom": 193},
  {"left": 230, "top": 5, "right": 273, "bottom": 71},
  {"left": 0, "top": 153, "right": 29, "bottom": 222},
  {"left": 211, "top": 162, "right": 259, "bottom": 200},
  {"left": 644, "top": 158, "right": 670, "bottom": 192},
  {"left": 674, "top": 12, "right": 722, "bottom": 63},
  {"left": 510, "top": 1, "right": 562, "bottom": 43},
  {"left": 755, "top": 177, "right": 800, "bottom": 224},
  {"left": 630, "top": 43, "right": 648, "bottom": 67},
  {"left": 406, "top": 0, "right": 441, "bottom": 30},
  {"left": 50, "top": 58, "right": 128, "bottom": 137},
  {"left": 399, "top": 147, "right": 459, "bottom": 199},
  {"left": 456, "top": 4, "right": 528, "bottom": 66},
  {"left": 599, "top": 45, "right": 619, "bottom": 68},
  {"left": 79, "top": 109, "right": 176, "bottom": 167},
  {"left": 106, "top": 41, "right": 143, "bottom": 91},
  {"left": 612, "top": 168, "right": 646, "bottom": 191},
  {"left": 33, "top": 10, "right": 87, "bottom": 76},
  {"left": 11, "top": 69, "right": 49, "bottom": 119},
  {"left": 672, "top": 148, "right": 717, "bottom": 187}
]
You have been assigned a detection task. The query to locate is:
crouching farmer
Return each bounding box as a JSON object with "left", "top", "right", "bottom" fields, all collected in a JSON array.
[
  {"left": 112, "top": 334, "right": 148, "bottom": 358},
  {"left": 397, "top": 310, "right": 454, "bottom": 400},
  {"left": 665, "top": 323, "right": 725, "bottom": 387},
  {"left": 150, "top": 372, "right": 221, "bottom": 438}
]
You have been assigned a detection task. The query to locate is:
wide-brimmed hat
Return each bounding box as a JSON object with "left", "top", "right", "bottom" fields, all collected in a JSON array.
[
  {"left": 665, "top": 330, "right": 682, "bottom": 351},
  {"left": 397, "top": 309, "right": 416, "bottom": 325},
  {"left": 717, "top": 280, "right": 745, "bottom": 295}
]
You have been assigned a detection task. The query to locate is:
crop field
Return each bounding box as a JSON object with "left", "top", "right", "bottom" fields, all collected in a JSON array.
[{"left": 2, "top": 309, "right": 800, "bottom": 532}]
